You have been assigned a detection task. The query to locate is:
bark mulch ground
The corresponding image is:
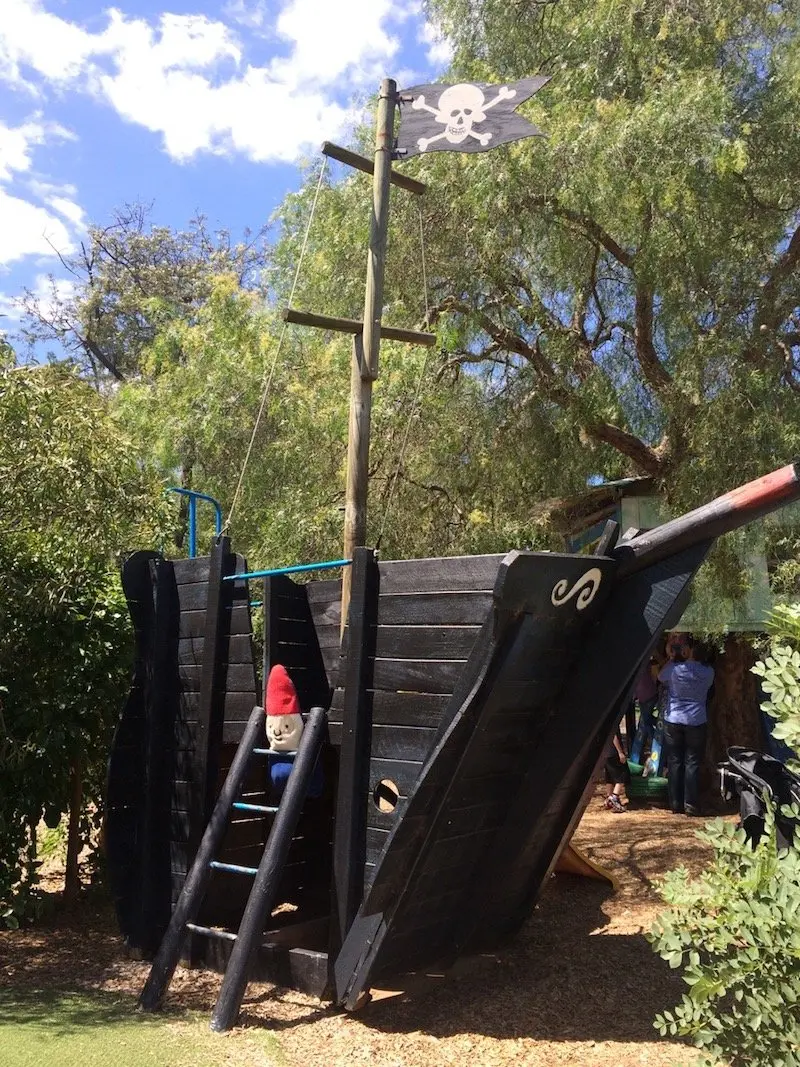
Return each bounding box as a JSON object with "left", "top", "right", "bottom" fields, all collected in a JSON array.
[{"left": 1, "top": 796, "right": 720, "bottom": 1067}]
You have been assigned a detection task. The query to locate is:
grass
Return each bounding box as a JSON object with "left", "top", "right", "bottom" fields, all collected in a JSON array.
[{"left": 0, "top": 987, "right": 284, "bottom": 1067}]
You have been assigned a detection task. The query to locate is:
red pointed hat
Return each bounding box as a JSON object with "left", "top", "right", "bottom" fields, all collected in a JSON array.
[{"left": 265, "top": 664, "right": 301, "bottom": 717}]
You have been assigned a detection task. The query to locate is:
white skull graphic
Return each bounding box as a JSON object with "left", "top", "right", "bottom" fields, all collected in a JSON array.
[
  {"left": 412, "top": 82, "right": 517, "bottom": 152},
  {"left": 435, "top": 84, "right": 487, "bottom": 143}
]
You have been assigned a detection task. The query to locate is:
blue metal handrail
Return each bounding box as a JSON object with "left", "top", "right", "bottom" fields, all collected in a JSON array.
[
  {"left": 223, "top": 558, "right": 351, "bottom": 582},
  {"left": 167, "top": 488, "right": 223, "bottom": 559}
]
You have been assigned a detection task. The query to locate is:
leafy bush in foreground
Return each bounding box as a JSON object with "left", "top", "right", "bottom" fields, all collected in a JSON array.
[{"left": 649, "top": 810, "right": 800, "bottom": 1066}]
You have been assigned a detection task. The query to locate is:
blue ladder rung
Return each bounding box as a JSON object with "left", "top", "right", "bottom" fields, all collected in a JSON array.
[
  {"left": 232, "top": 801, "right": 278, "bottom": 813},
  {"left": 209, "top": 860, "right": 258, "bottom": 876},
  {"left": 252, "top": 747, "right": 297, "bottom": 757},
  {"left": 186, "top": 922, "right": 237, "bottom": 942}
]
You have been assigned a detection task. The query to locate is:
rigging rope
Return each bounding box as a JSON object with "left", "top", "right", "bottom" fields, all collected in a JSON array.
[
  {"left": 376, "top": 200, "right": 432, "bottom": 549},
  {"left": 224, "top": 157, "right": 328, "bottom": 533}
]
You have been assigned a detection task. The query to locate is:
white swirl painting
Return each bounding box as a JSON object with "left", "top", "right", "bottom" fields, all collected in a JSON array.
[{"left": 550, "top": 568, "right": 603, "bottom": 611}]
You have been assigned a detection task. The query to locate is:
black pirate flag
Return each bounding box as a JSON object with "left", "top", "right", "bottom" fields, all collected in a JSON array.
[{"left": 396, "top": 76, "right": 550, "bottom": 158}]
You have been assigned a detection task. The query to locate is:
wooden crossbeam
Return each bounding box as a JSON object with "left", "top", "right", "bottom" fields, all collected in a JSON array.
[
  {"left": 321, "top": 141, "right": 426, "bottom": 197},
  {"left": 283, "top": 307, "right": 436, "bottom": 347}
]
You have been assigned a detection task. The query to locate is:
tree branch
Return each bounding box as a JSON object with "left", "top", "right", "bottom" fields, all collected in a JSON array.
[
  {"left": 634, "top": 282, "right": 674, "bottom": 395},
  {"left": 523, "top": 193, "right": 635, "bottom": 269},
  {"left": 582, "top": 420, "right": 665, "bottom": 477}
]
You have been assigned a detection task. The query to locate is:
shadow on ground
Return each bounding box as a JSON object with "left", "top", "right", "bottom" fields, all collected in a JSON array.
[{"left": 322, "top": 877, "right": 684, "bottom": 1045}]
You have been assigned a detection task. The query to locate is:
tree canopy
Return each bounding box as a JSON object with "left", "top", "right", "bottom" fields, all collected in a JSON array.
[
  {"left": 277, "top": 1, "right": 800, "bottom": 506},
  {"left": 19, "top": 205, "right": 271, "bottom": 383}
]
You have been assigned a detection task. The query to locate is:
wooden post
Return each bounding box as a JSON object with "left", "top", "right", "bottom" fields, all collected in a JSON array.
[
  {"left": 341, "top": 77, "right": 397, "bottom": 631},
  {"left": 330, "top": 548, "right": 379, "bottom": 957},
  {"left": 190, "top": 538, "right": 230, "bottom": 861}
]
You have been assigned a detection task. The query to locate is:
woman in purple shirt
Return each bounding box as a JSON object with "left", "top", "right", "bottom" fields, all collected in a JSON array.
[{"left": 658, "top": 637, "right": 715, "bottom": 816}]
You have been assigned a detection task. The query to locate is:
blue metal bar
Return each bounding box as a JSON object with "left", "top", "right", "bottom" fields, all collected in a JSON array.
[
  {"left": 231, "top": 802, "right": 278, "bottom": 814},
  {"left": 186, "top": 922, "right": 237, "bottom": 942},
  {"left": 166, "top": 488, "right": 223, "bottom": 558},
  {"left": 209, "top": 860, "right": 258, "bottom": 876},
  {"left": 252, "top": 748, "right": 296, "bottom": 757},
  {"left": 249, "top": 600, "right": 263, "bottom": 608},
  {"left": 189, "top": 497, "right": 197, "bottom": 558},
  {"left": 223, "top": 558, "right": 352, "bottom": 582}
]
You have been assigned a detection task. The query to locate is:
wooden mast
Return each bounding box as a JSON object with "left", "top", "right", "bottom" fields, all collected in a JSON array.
[{"left": 341, "top": 78, "right": 397, "bottom": 630}]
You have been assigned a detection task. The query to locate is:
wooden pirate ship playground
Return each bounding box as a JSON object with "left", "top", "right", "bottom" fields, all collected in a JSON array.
[
  {"left": 105, "top": 461, "right": 800, "bottom": 1030},
  {"left": 101, "top": 79, "right": 800, "bottom": 1031}
]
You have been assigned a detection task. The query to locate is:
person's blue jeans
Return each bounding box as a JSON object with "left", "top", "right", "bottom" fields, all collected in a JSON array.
[
  {"left": 630, "top": 697, "right": 658, "bottom": 764},
  {"left": 665, "top": 721, "right": 707, "bottom": 812}
]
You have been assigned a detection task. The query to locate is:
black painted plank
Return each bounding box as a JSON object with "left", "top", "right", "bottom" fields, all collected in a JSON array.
[
  {"left": 367, "top": 758, "right": 424, "bottom": 800},
  {"left": 373, "top": 625, "right": 480, "bottom": 660},
  {"left": 180, "top": 605, "right": 253, "bottom": 639},
  {"left": 377, "top": 554, "right": 504, "bottom": 594},
  {"left": 306, "top": 578, "right": 342, "bottom": 604},
  {"left": 331, "top": 549, "right": 379, "bottom": 952},
  {"left": 370, "top": 658, "right": 463, "bottom": 695},
  {"left": 179, "top": 663, "right": 259, "bottom": 692},
  {"left": 365, "top": 826, "right": 392, "bottom": 867},
  {"left": 175, "top": 717, "right": 264, "bottom": 750},
  {"left": 177, "top": 635, "right": 255, "bottom": 666},
  {"left": 307, "top": 580, "right": 342, "bottom": 616},
  {"left": 188, "top": 539, "right": 231, "bottom": 862},
  {"left": 268, "top": 618, "right": 312, "bottom": 646},
  {"left": 221, "top": 819, "right": 270, "bottom": 852},
  {"left": 314, "top": 623, "right": 343, "bottom": 651},
  {"left": 328, "top": 723, "right": 437, "bottom": 762},
  {"left": 139, "top": 556, "right": 180, "bottom": 951},
  {"left": 105, "top": 550, "right": 163, "bottom": 952},
  {"left": 177, "top": 582, "right": 210, "bottom": 611},
  {"left": 181, "top": 690, "right": 260, "bottom": 723},
  {"left": 177, "top": 577, "right": 247, "bottom": 609},
  {"left": 191, "top": 936, "right": 329, "bottom": 997},
  {"left": 268, "top": 643, "right": 322, "bottom": 672},
  {"left": 377, "top": 591, "right": 492, "bottom": 626},
  {"left": 327, "top": 690, "right": 449, "bottom": 728},
  {"left": 173, "top": 557, "right": 211, "bottom": 584}
]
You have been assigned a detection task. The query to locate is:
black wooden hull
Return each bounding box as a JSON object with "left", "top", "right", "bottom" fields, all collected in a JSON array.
[
  {"left": 332, "top": 545, "right": 713, "bottom": 1005},
  {"left": 106, "top": 463, "right": 800, "bottom": 1005}
]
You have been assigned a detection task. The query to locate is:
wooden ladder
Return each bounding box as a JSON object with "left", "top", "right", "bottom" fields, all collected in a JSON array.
[{"left": 138, "top": 703, "right": 327, "bottom": 1031}]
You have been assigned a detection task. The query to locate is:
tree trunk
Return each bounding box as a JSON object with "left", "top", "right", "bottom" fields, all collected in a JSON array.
[
  {"left": 706, "top": 635, "right": 763, "bottom": 773},
  {"left": 63, "top": 761, "right": 83, "bottom": 907}
]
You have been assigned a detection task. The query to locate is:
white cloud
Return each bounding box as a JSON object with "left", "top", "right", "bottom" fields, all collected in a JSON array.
[
  {"left": 0, "top": 0, "right": 411, "bottom": 163},
  {"left": 0, "top": 188, "right": 74, "bottom": 266},
  {"left": 272, "top": 0, "right": 399, "bottom": 88},
  {"left": 223, "top": 0, "right": 270, "bottom": 31},
  {"left": 0, "top": 116, "right": 73, "bottom": 181},
  {"left": 0, "top": 0, "right": 103, "bottom": 88},
  {"left": 418, "top": 20, "right": 454, "bottom": 68},
  {"left": 0, "top": 118, "right": 84, "bottom": 266},
  {"left": 47, "top": 195, "right": 86, "bottom": 228}
]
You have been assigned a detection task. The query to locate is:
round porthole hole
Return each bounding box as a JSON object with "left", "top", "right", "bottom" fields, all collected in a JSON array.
[{"left": 373, "top": 778, "right": 400, "bottom": 813}]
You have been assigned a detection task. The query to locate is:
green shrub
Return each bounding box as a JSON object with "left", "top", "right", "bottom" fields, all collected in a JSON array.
[
  {"left": 752, "top": 604, "right": 800, "bottom": 765},
  {"left": 649, "top": 808, "right": 800, "bottom": 1066},
  {"left": 0, "top": 364, "right": 167, "bottom": 924}
]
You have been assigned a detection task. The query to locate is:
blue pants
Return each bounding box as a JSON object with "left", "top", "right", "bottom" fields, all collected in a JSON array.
[
  {"left": 630, "top": 697, "right": 658, "bottom": 765},
  {"left": 665, "top": 721, "right": 707, "bottom": 812}
]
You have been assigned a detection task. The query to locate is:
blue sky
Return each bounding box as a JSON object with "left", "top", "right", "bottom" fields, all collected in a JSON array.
[{"left": 0, "top": 0, "right": 451, "bottom": 332}]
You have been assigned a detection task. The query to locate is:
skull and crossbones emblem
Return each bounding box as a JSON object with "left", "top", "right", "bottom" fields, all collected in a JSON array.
[{"left": 411, "top": 83, "right": 517, "bottom": 152}]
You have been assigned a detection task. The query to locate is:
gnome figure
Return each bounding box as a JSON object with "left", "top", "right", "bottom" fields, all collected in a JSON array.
[{"left": 264, "top": 664, "right": 323, "bottom": 801}]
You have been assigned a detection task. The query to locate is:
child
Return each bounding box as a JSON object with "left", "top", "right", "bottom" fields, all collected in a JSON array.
[{"left": 604, "top": 729, "right": 631, "bottom": 813}]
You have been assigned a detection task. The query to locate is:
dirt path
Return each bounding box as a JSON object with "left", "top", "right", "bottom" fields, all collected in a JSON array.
[{"left": 1, "top": 798, "right": 717, "bottom": 1067}]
